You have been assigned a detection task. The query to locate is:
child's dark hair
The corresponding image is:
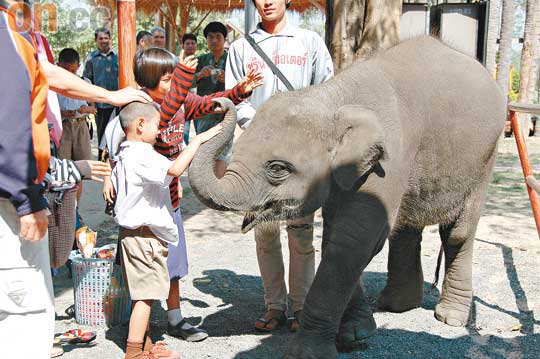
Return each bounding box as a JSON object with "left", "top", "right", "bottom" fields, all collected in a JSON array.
[
  {"left": 58, "top": 48, "right": 80, "bottom": 64},
  {"left": 203, "top": 22, "right": 227, "bottom": 38},
  {"left": 136, "top": 30, "right": 152, "bottom": 45},
  {"left": 181, "top": 33, "right": 197, "bottom": 44},
  {"left": 119, "top": 102, "right": 160, "bottom": 132},
  {"left": 133, "top": 47, "right": 177, "bottom": 90}
]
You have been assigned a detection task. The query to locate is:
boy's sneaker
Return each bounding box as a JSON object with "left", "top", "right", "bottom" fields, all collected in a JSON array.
[{"left": 167, "top": 319, "right": 208, "bottom": 342}]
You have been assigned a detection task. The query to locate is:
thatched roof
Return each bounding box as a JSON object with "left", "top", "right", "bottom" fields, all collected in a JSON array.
[{"left": 95, "top": 0, "right": 324, "bottom": 15}]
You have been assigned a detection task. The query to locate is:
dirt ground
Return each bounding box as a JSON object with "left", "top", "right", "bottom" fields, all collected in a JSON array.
[{"left": 53, "top": 135, "right": 540, "bottom": 359}]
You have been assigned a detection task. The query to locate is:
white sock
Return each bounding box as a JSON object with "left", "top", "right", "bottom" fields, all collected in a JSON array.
[
  {"left": 168, "top": 308, "right": 183, "bottom": 326},
  {"left": 168, "top": 309, "right": 195, "bottom": 329}
]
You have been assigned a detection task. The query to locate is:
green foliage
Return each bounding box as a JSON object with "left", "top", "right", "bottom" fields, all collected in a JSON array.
[
  {"left": 39, "top": 0, "right": 97, "bottom": 62},
  {"left": 39, "top": 0, "right": 156, "bottom": 63}
]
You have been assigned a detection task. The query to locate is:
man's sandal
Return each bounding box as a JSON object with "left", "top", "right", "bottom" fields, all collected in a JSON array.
[
  {"left": 288, "top": 310, "right": 302, "bottom": 332},
  {"left": 254, "top": 309, "right": 287, "bottom": 332}
]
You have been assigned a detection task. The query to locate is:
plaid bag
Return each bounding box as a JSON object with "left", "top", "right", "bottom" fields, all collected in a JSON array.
[{"left": 46, "top": 184, "right": 78, "bottom": 269}]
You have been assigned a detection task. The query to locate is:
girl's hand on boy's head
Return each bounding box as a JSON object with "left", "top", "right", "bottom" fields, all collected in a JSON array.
[
  {"left": 238, "top": 68, "right": 264, "bottom": 95},
  {"left": 179, "top": 49, "right": 198, "bottom": 71},
  {"left": 196, "top": 124, "right": 223, "bottom": 144}
]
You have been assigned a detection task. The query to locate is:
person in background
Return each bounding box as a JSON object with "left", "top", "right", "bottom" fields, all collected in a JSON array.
[
  {"left": 56, "top": 48, "right": 96, "bottom": 227},
  {"left": 83, "top": 27, "right": 119, "bottom": 160},
  {"left": 181, "top": 33, "right": 198, "bottom": 56},
  {"left": 181, "top": 33, "right": 198, "bottom": 145},
  {"left": 194, "top": 22, "right": 229, "bottom": 178},
  {"left": 225, "top": 0, "right": 334, "bottom": 333},
  {"left": 151, "top": 26, "right": 166, "bottom": 48},
  {"left": 136, "top": 30, "right": 154, "bottom": 51}
]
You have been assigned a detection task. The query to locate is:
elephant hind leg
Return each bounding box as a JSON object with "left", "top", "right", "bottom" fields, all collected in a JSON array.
[
  {"left": 435, "top": 187, "right": 487, "bottom": 326},
  {"left": 377, "top": 225, "right": 425, "bottom": 312}
]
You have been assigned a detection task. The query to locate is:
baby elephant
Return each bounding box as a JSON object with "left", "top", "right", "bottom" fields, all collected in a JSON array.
[{"left": 189, "top": 36, "right": 506, "bottom": 358}]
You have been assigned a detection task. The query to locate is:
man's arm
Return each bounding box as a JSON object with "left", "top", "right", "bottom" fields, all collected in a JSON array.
[
  {"left": 82, "top": 54, "right": 93, "bottom": 83},
  {"left": 311, "top": 35, "right": 334, "bottom": 85},
  {"left": 40, "top": 60, "right": 152, "bottom": 106},
  {"left": 225, "top": 42, "right": 257, "bottom": 128}
]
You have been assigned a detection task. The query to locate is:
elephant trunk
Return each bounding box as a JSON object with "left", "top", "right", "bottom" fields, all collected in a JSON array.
[{"left": 188, "top": 98, "right": 249, "bottom": 211}]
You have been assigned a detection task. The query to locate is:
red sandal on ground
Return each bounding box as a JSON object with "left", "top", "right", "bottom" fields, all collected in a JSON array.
[{"left": 56, "top": 329, "right": 97, "bottom": 344}]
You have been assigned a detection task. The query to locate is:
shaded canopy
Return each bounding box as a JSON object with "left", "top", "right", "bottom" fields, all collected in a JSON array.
[
  {"left": 93, "top": 0, "right": 324, "bottom": 50},
  {"left": 136, "top": 0, "right": 325, "bottom": 14}
]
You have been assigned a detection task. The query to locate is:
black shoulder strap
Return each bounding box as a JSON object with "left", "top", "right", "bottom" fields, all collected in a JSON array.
[{"left": 245, "top": 33, "right": 294, "bottom": 91}]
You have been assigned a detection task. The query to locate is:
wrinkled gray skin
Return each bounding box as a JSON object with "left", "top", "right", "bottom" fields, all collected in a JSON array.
[{"left": 189, "top": 37, "right": 506, "bottom": 358}]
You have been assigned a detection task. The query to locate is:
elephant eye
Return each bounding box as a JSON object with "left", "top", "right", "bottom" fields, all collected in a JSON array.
[{"left": 265, "top": 160, "right": 294, "bottom": 184}]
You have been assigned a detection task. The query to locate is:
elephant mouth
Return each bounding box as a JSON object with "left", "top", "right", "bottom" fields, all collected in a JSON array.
[{"left": 240, "top": 200, "right": 302, "bottom": 233}]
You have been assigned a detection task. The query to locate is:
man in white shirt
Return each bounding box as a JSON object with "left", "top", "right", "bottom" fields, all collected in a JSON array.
[{"left": 225, "top": 0, "right": 334, "bottom": 332}]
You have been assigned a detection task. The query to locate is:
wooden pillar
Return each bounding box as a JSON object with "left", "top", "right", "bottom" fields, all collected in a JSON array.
[
  {"left": 179, "top": 3, "right": 191, "bottom": 39},
  {"left": 117, "top": 0, "right": 136, "bottom": 88},
  {"left": 166, "top": 4, "right": 178, "bottom": 52}
]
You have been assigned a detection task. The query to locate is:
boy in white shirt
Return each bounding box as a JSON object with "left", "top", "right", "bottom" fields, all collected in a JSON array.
[{"left": 112, "top": 101, "right": 221, "bottom": 359}]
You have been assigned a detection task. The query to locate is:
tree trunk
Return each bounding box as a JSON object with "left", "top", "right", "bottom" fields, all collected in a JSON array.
[
  {"left": 355, "top": 0, "right": 402, "bottom": 60},
  {"left": 518, "top": 0, "right": 540, "bottom": 132},
  {"left": 527, "top": 1, "right": 540, "bottom": 103},
  {"left": 325, "top": 0, "right": 365, "bottom": 71},
  {"left": 485, "top": 0, "right": 501, "bottom": 77},
  {"left": 497, "top": 0, "right": 515, "bottom": 102}
]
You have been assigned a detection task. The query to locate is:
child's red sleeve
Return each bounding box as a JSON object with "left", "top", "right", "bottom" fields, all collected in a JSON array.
[
  {"left": 160, "top": 61, "right": 195, "bottom": 127},
  {"left": 185, "top": 85, "right": 251, "bottom": 121}
]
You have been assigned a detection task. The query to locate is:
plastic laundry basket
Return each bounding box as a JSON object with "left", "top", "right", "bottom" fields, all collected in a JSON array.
[{"left": 71, "top": 255, "right": 131, "bottom": 327}]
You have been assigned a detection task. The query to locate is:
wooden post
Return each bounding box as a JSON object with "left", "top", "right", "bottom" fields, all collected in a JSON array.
[
  {"left": 510, "top": 109, "right": 540, "bottom": 238},
  {"left": 117, "top": 0, "right": 136, "bottom": 88}
]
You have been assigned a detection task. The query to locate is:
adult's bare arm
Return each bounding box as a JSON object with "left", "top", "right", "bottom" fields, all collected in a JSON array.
[{"left": 40, "top": 60, "right": 152, "bottom": 106}]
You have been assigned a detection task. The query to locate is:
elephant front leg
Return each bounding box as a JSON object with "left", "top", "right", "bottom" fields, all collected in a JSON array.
[
  {"left": 377, "top": 225, "right": 425, "bottom": 312},
  {"left": 285, "top": 195, "right": 389, "bottom": 359},
  {"left": 336, "top": 280, "right": 377, "bottom": 353}
]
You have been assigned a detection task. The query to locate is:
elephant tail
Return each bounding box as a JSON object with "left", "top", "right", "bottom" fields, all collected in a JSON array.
[{"left": 430, "top": 245, "right": 444, "bottom": 292}]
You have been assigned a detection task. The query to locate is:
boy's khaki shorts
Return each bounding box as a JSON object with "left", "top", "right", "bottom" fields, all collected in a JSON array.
[
  {"left": 58, "top": 118, "right": 92, "bottom": 161},
  {"left": 119, "top": 227, "right": 170, "bottom": 301}
]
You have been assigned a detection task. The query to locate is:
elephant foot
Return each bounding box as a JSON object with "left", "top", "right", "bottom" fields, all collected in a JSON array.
[
  {"left": 434, "top": 299, "right": 471, "bottom": 327},
  {"left": 336, "top": 309, "right": 375, "bottom": 353},
  {"left": 377, "top": 284, "right": 423, "bottom": 313},
  {"left": 284, "top": 332, "right": 337, "bottom": 359}
]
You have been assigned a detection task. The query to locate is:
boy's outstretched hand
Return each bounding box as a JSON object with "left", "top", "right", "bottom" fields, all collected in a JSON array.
[
  {"left": 238, "top": 68, "right": 264, "bottom": 95},
  {"left": 195, "top": 124, "right": 223, "bottom": 144},
  {"left": 179, "top": 50, "right": 198, "bottom": 71}
]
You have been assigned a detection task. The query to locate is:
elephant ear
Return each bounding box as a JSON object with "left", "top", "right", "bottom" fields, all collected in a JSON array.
[{"left": 331, "top": 105, "right": 386, "bottom": 191}]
